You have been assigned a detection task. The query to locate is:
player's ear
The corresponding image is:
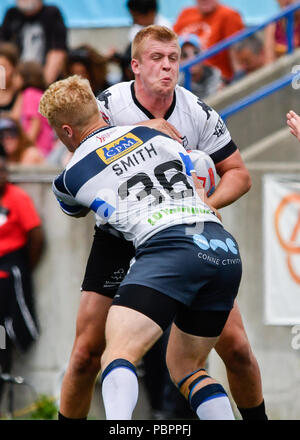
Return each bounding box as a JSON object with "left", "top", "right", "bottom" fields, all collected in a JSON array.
[
  {"left": 62, "top": 124, "right": 73, "bottom": 138},
  {"left": 131, "top": 58, "right": 140, "bottom": 75}
]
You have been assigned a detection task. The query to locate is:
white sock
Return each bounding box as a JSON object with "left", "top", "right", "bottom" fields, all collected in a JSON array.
[
  {"left": 101, "top": 361, "right": 139, "bottom": 420},
  {"left": 196, "top": 395, "right": 235, "bottom": 420}
]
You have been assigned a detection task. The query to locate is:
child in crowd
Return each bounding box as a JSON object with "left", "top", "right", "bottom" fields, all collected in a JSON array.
[
  {"left": 11, "top": 61, "right": 55, "bottom": 158},
  {"left": 0, "top": 117, "right": 44, "bottom": 164}
]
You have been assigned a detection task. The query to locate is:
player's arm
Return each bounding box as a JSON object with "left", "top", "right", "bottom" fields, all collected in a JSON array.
[
  {"left": 52, "top": 174, "right": 90, "bottom": 218},
  {"left": 197, "top": 102, "right": 251, "bottom": 209},
  {"left": 209, "top": 149, "right": 251, "bottom": 209},
  {"left": 287, "top": 110, "right": 300, "bottom": 141}
]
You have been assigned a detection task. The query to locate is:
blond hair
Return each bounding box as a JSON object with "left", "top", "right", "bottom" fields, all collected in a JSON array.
[
  {"left": 39, "top": 75, "right": 99, "bottom": 128},
  {"left": 132, "top": 25, "right": 180, "bottom": 60}
]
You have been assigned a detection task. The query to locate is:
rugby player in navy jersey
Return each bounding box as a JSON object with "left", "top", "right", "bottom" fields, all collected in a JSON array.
[{"left": 42, "top": 25, "right": 267, "bottom": 421}]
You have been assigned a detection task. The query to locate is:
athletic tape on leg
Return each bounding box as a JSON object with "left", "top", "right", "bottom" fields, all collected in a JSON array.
[{"left": 178, "top": 368, "right": 211, "bottom": 401}]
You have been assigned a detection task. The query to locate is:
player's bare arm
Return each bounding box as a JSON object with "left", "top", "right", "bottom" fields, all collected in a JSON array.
[
  {"left": 287, "top": 110, "right": 300, "bottom": 141},
  {"left": 209, "top": 150, "right": 252, "bottom": 210}
]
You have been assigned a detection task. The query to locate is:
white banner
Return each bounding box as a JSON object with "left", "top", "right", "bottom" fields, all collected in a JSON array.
[{"left": 264, "top": 174, "right": 300, "bottom": 325}]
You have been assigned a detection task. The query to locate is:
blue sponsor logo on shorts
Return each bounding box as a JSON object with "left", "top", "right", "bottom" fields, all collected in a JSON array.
[{"left": 193, "top": 234, "right": 238, "bottom": 255}]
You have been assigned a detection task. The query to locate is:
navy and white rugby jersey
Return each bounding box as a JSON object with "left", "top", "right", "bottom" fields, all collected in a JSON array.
[
  {"left": 97, "top": 81, "right": 236, "bottom": 164},
  {"left": 53, "top": 125, "right": 221, "bottom": 248}
]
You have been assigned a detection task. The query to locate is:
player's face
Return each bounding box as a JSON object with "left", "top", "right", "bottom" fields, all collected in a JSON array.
[{"left": 134, "top": 38, "right": 180, "bottom": 97}]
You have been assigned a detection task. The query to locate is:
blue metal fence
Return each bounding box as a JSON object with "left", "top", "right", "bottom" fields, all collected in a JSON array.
[{"left": 180, "top": 1, "right": 300, "bottom": 119}]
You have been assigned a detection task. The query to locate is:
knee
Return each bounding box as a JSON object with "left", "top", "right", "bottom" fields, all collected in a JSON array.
[
  {"left": 71, "top": 344, "right": 101, "bottom": 376},
  {"left": 166, "top": 355, "right": 205, "bottom": 386},
  {"left": 220, "top": 335, "right": 254, "bottom": 372}
]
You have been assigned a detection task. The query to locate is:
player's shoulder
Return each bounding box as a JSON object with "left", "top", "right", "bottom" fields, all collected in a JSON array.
[
  {"left": 175, "top": 84, "right": 216, "bottom": 121},
  {"left": 97, "top": 81, "right": 132, "bottom": 103}
]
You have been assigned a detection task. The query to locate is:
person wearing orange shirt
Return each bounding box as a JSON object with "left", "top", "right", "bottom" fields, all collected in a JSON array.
[
  {"left": 173, "top": 0, "right": 244, "bottom": 81},
  {"left": 0, "top": 144, "right": 44, "bottom": 403}
]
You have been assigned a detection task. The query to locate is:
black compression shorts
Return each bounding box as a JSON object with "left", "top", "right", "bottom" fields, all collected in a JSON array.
[
  {"left": 81, "top": 226, "right": 135, "bottom": 298},
  {"left": 113, "top": 284, "right": 230, "bottom": 337}
]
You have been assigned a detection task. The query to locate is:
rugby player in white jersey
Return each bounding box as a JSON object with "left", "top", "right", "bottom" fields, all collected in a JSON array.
[
  {"left": 40, "top": 75, "right": 243, "bottom": 420},
  {"left": 50, "top": 26, "right": 267, "bottom": 421}
]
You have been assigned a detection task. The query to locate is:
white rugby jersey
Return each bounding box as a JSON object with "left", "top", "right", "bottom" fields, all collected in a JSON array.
[
  {"left": 97, "top": 81, "right": 237, "bottom": 164},
  {"left": 53, "top": 125, "right": 221, "bottom": 248}
]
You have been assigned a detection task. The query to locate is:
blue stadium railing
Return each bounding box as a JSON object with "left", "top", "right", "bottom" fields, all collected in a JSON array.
[{"left": 180, "top": 2, "right": 300, "bottom": 121}]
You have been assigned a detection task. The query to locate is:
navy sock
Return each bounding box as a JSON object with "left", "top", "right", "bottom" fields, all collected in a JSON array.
[{"left": 238, "top": 400, "right": 268, "bottom": 420}]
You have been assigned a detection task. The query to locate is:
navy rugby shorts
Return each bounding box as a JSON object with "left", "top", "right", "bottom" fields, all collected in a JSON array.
[{"left": 120, "top": 222, "right": 242, "bottom": 312}]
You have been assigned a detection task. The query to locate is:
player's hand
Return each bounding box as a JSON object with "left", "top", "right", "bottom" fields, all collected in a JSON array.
[
  {"left": 287, "top": 110, "right": 300, "bottom": 141},
  {"left": 137, "top": 119, "right": 183, "bottom": 144}
]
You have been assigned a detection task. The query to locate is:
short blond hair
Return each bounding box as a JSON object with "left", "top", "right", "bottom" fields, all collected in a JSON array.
[
  {"left": 132, "top": 25, "right": 180, "bottom": 60},
  {"left": 39, "top": 75, "right": 99, "bottom": 128}
]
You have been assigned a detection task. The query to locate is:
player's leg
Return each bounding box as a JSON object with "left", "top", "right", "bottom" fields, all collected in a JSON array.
[
  {"left": 100, "top": 284, "right": 180, "bottom": 420},
  {"left": 214, "top": 300, "right": 268, "bottom": 420},
  {"left": 59, "top": 291, "right": 112, "bottom": 419},
  {"left": 166, "top": 310, "right": 235, "bottom": 420},
  {"left": 59, "top": 226, "right": 135, "bottom": 420}
]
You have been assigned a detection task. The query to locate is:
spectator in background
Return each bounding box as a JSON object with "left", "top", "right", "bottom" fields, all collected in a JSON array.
[
  {"left": 173, "top": 0, "right": 244, "bottom": 82},
  {"left": 0, "top": 43, "right": 20, "bottom": 116},
  {"left": 64, "top": 45, "right": 109, "bottom": 96},
  {"left": 127, "top": 0, "right": 171, "bottom": 43},
  {"left": 232, "top": 34, "right": 265, "bottom": 81},
  {"left": 11, "top": 61, "right": 55, "bottom": 158},
  {"left": 0, "top": 0, "right": 68, "bottom": 85},
  {"left": 0, "top": 143, "right": 44, "bottom": 403},
  {"left": 264, "top": 0, "right": 300, "bottom": 64},
  {"left": 0, "top": 117, "right": 44, "bottom": 164},
  {"left": 178, "top": 33, "right": 224, "bottom": 98},
  {"left": 109, "top": 0, "right": 172, "bottom": 82}
]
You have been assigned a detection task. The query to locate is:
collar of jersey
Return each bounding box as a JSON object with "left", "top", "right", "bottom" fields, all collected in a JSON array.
[
  {"left": 130, "top": 82, "right": 176, "bottom": 120},
  {"left": 77, "top": 125, "right": 114, "bottom": 149}
]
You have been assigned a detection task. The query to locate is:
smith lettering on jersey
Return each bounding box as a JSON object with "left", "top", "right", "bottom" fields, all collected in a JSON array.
[{"left": 53, "top": 125, "right": 221, "bottom": 248}]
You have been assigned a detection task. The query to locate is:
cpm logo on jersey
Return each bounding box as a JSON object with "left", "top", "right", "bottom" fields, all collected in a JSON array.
[{"left": 96, "top": 132, "right": 143, "bottom": 165}]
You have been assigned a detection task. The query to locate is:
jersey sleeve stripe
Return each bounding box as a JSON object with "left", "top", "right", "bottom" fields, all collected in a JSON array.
[
  {"left": 209, "top": 140, "right": 237, "bottom": 164},
  {"left": 64, "top": 150, "right": 107, "bottom": 196}
]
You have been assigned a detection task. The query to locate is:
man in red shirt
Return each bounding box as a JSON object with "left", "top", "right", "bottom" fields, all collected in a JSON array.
[
  {"left": 0, "top": 144, "right": 44, "bottom": 401},
  {"left": 173, "top": 0, "right": 244, "bottom": 81}
]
